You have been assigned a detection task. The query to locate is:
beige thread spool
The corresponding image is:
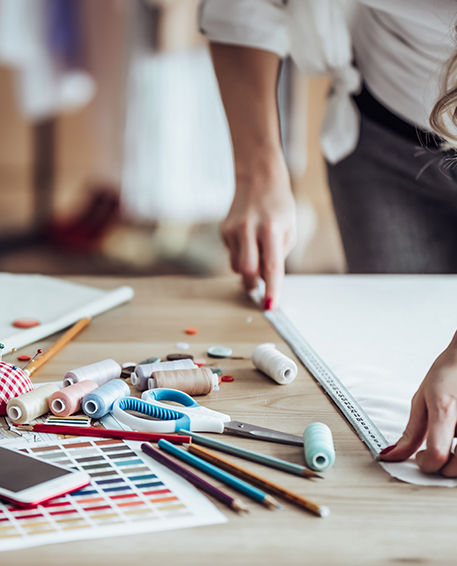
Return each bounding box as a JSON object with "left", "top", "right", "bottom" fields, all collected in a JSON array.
[
  {"left": 148, "top": 368, "right": 218, "bottom": 396},
  {"left": 132, "top": 358, "right": 196, "bottom": 391},
  {"left": 49, "top": 380, "right": 99, "bottom": 417},
  {"left": 7, "top": 383, "right": 60, "bottom": 424}
]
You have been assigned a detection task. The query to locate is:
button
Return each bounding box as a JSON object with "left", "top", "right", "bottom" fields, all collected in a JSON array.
[
  {"left": 12, "top": 318, "right": 41, "bottom": 329},
  {"left": 207, "top": 346, "right": 232, "bottom": 358}
]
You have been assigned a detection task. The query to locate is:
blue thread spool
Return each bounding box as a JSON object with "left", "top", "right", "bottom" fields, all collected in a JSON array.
[
  {"left": 82, "top": 379, "right": 130, "bottom": 419},
  {"left": 303, "top": 422, "right": 335, "bottom": 471}
]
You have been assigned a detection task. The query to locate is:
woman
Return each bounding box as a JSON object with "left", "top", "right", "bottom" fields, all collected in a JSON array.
[{"left": 199, "top": 0, "right": 457, "bottom": 475}]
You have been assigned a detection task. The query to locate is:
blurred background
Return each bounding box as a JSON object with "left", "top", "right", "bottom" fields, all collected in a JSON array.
[{"left": 0, "top": 0, "right": 345, "bottom": 278}]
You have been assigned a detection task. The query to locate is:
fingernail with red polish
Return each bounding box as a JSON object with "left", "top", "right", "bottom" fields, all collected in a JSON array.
[
  {"left": 379, "top": 444, "right": 397, "bottom": 456},
  {"left": 264, "top": 297, "right": 273, "bottom": 311}
]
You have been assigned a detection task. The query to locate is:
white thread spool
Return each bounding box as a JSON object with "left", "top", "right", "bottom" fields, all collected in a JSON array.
[
  {"left": 7, "top": 383, "right": 60, "bottom": 424},
  {"left": 131, "top": 358, "right": 196, "bottom": 391},
  {"left": 251, "top": 343, "right": 298, "bottom": 385},
  {"left": 63, "top": 359, "right": 121, "bottom": 387}
]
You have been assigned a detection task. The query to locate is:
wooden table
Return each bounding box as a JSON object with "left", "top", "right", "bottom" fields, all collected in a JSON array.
[{"left": 4, "top": 276, "right": 457, "bottom": 566}]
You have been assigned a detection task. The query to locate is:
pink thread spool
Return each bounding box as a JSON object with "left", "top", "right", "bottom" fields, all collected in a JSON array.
[
  {"left": 0, "top": 361, "right": 33, "bottom": 415},
  {"left": 49, "top": 380, "right": 99, "bottom": 417}
]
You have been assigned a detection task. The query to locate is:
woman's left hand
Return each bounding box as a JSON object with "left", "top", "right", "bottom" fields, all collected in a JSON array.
[{"left": 380, "top": 331, "right": 457, "bottom": 476}]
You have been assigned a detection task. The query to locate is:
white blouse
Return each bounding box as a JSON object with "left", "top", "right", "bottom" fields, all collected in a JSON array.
[{"left": 199, "top": 0, "right": 457, "bottom": 162}]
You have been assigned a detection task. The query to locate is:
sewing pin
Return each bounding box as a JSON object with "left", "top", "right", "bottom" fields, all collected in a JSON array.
[
  {"left": 21, "top": 349, "right": 42, "bottom": 371},
  {"left": 5, "top": 348, "right": 17, "bottom": 362}
]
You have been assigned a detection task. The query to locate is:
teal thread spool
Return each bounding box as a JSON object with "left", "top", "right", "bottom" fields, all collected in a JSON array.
[{"left": 303, "top": 422, "right": 335, "bottom": 471}]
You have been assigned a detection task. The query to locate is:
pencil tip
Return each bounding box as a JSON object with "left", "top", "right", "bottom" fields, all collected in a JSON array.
[{"left": 303, "top": 469, "right": 324, "bottom": 479}]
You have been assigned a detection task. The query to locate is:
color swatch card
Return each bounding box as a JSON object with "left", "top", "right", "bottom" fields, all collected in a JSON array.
[{"left": 0, "top": 437, "right": 227, "bottom": 551}]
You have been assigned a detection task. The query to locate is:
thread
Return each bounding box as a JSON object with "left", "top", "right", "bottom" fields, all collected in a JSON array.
[
  {"left": 131, "top": 358, "right": 196, "bottom": 391},
  {"left": 82, "top": 379, "right": 130, "bottom": 419},
  {"left": 303, "top": 422, "right": 335, "bottom": 471},
  {"left": 147, "top": 368, "right": 218, "bottom": 396},
  {"left": 0, "top": 361, "right": 34, "bottom": 415},
  {"left": 7, "top": 383, "right": 60, "bottom": 424},
  {"left": 63, "top": 359, "right": 121, "bottom": 387},
  {"left": 251, "top": 343, "right": 298, "bottom": 385},
  {"left": 49, "top": 380, "right": 99, "bottom": 417}
]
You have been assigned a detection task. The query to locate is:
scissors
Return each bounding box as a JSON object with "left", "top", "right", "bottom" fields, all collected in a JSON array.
[{"left": 111, "top": 388, "right": 303, "bottom": 446}]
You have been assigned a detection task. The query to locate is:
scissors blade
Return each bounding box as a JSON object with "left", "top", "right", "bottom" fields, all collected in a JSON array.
[{"left": 224, "top": 421, "right": 303, "bottom": 446}]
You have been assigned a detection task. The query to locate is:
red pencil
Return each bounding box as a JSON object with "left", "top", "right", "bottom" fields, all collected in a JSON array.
[{"left": 14, "top": 423, "right": 192, "bottom": 445}]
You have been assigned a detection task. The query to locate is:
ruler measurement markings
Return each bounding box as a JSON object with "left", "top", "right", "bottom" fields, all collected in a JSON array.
[{"left": 265, "top": 309, "right": 388, "bottom": 456}]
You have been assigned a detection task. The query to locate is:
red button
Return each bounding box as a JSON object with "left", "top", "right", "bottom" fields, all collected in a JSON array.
[
  {"left": 221, "top": 375, "right": 234, "bottom": 382},
  {"left": 12, "top": 318, "right": 41, "bottom": 329}
]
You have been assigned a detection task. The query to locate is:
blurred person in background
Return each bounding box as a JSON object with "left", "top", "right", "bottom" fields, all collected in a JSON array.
[
  {"left": 200, "top": 0, "right": 457, "bottom": 477},
  {"left": 200, "top": 1, "right": 457, "bottom": 308}
]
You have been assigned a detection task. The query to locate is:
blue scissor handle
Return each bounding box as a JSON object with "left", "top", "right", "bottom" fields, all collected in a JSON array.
[
  {"left": 113, "top": 397, "right": 191, "bottom": 432},
  {"left": 145, "top": 388, "right": 201, "bottom": 409}
]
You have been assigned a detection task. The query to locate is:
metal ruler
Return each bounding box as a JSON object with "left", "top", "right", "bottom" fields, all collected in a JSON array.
[{"left": 265, "top": 308, "right": 388, "bottom": 457}]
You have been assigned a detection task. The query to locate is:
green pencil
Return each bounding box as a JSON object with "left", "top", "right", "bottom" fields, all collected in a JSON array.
[{"left": 177, "top": 430, "right": 322, "bottom": 479}]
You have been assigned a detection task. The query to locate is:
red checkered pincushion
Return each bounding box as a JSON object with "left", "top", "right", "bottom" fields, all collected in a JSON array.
[{"left": 0, "top": 361, "right": 34, "bottom": 415}]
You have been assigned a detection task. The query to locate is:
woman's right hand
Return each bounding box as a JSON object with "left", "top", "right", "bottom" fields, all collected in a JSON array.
[{"left": 221, "top": 150, "right": 296, "bottom": 310}]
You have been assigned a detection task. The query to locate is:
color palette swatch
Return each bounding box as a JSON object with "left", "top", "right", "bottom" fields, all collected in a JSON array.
[{"left": 0, "top": 437, "right": 226, "bottom": 551}]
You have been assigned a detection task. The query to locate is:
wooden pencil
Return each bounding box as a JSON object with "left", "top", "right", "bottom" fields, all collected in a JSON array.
[
  {"left": 26, "top": 317, "right": 91, "bottom": 377},
  {"left": 188, "top": 444, "right": 330, "bottom": 518},
  {"left": 178, "top": 429, "right": 322, "bottom": 479},
  {"left": 158, "top": 439, "right": 281, "bottom": 510},
  {"left": 15, "top": 424, "right": 192, "bottom": 445},
  {"left": 141, "top": 443, "right": 248, "bottom": 514}
]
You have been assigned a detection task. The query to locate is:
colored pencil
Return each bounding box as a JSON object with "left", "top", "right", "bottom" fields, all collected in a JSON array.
[
  {"left": 15, "top": 424, "right": 191, "bottom": 445},
  {"left": 188, "top": 444, "right": 329, "bottom": 518},
  {"left": 25, "top": 317, "right": 91, "bottom": 377},
  {"left": 158, "top": 439, "right": 281, "bottom": 510},
  {"left": 178, "top": 430, "right": 322, "bottom": 479},
  {"left": 141, "top": 443, "right": 248, "bottom": 514}
]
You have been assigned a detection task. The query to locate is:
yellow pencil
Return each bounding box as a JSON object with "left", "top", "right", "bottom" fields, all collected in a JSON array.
[
  {"left": 25, "top": 317, "right": 91, "bottom": 377},
  {"left": 187, "top": 444, "right": 330, "bottom": 518}
]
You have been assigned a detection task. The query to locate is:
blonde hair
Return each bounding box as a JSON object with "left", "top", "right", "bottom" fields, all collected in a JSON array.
[{"left": 430, "top": 51, "right": 457, "bottom": 149}]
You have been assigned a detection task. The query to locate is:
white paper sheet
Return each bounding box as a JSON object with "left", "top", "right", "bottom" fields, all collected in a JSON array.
[
  {"left": 0, "top": 274, "right": 134, "bottom": 354},
  {"left": 277, "top": 275, "right": 457, "bottom": 486}
]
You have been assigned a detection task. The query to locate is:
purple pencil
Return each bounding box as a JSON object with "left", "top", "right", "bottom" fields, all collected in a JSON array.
[{"left": 141, "top": 443, "right": 248, "bottom": 514}]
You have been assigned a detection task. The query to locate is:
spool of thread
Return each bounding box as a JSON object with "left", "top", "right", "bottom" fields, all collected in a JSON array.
[
  {"left": 251, "top": 343, "right": 298, "bottom": 385},
  {"left": 82, "top": 379, "right": 130, "bottom": 419},
  {"left": 147, "top": 368, "right": 219, "bottom": 396},
  {"left": 0, "top": 361, "right": 34, "bottom": 415},
  {"left": 131, "top": 358, "right": 196, "bottom": 391},
  {"left": 7, "top": 383, "right": 60, "bottom": 424},
  {"left": 49, "top": 380, "right": 99, "bottom": 417},
  {"left": 303, "top": 422, "right": 335, "bottom": 471},
  {"left": 63, "top": 359, "right": 121, "bottom": 388}
]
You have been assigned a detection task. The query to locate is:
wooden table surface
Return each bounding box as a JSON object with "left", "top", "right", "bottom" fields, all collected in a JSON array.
[{"left": 4, "top": 276, "right": 457, "bottom": 566}]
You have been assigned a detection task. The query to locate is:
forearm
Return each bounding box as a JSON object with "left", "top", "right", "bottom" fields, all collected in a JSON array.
[{"left": 209, "top": 43, "right": 283, "bottom": 181}]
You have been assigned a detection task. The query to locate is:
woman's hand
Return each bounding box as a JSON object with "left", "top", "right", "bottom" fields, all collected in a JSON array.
[
  {"left": 221, "top": 150, "right": 296, "bottom": 310},
  {"left": 380, "top": 332, "right": 457, "bottom": 476}
]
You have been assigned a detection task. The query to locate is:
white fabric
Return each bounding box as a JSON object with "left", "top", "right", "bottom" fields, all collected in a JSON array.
[
  {"left": 0, "top": 274, "right": 134, "bottom": 354},
  {"left": 199, "top": 0, "right": 457, "bottom": 163},
  {"left": 277, "top": 275, "right": 457, "bottom": 487}
]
